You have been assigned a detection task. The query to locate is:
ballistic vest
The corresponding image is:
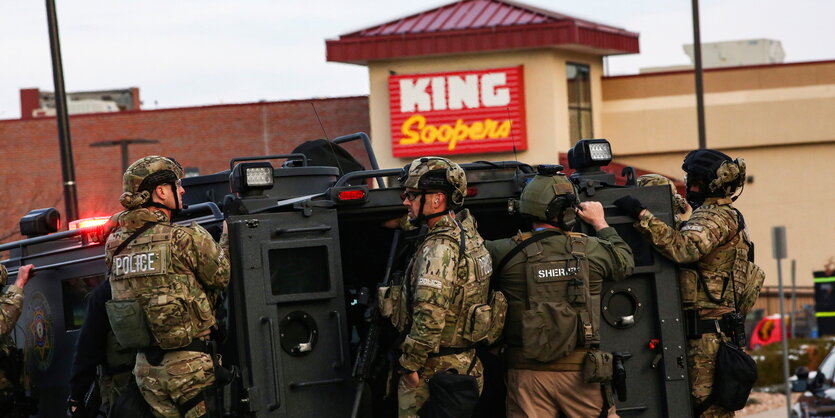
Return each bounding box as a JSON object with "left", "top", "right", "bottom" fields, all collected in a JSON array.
[
  {"left": 107, "top": 220, "right": 215, "bottom": 350},
  {"left": 512, "top": 231, "right": 597, "bottom": 363},
  {"left": 406, "top": 210, "right": 494, "bottom": 347},
  {"left": 682, "top": 199, "right": 761, "bottom": 317}
]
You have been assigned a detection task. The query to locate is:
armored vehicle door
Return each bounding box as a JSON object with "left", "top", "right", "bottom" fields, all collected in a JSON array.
[
  {"left": 576, "top": 183, "right": 692, "bottom": 418},
  {"left": 228, "top": 206, "right": 353, "bottom": 417},
  {"left": 2, "top": 236, "right": 106, "bottom": 418}
]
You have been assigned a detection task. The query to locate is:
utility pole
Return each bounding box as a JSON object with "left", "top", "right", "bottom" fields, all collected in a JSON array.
[
  {"left": 46, "top": 0, "right": 79, "bottom": 222},
  {"left": 691, "top": 0, "right": 707, "bottom": 149},
  {"left": 90, "top": 139, "right": 160, "bottom": 172},
  {"left": 772, "top": 226, "right": 791, "bottom": 417}
]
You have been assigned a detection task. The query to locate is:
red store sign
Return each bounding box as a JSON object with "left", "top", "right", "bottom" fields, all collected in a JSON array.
[{"left": 389, "top": 66, "right": 527, "bottom": 157}]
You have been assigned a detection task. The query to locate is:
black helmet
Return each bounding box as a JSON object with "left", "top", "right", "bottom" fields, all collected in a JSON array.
[{"left": 682, "top": 149, "right": 745, "bottom": 196}]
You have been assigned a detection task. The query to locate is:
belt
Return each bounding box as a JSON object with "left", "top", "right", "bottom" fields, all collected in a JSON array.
[
  {"left": 427, "top": 346, "right": 472, "bottom": 358},
  {"left": 684, "top": 311, "right": 731, "bottom": 339},
  {"left": 139, "top": 339, "right": 212, "bottom": 366}
]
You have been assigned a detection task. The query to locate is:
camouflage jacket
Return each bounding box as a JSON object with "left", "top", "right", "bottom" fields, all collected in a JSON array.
[
  {"left": 0, "top": 265, "right": 24, "bottom": 392},
  {"left": 399, "top": 209, "right": 492, "bottom": 372},
  {"left": 0, "top": 284, "right": 23, "bottom": 337},
  {"left": 105, "top": 208, "right": 230, "bottom": 348},
  {"left": 635, "top": 197, "right": 750, "bottom": 318}
]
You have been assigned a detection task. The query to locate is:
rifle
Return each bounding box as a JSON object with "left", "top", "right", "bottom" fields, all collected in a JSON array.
[{"left": 350, "top": 229, "right": 401, "bottom": 418}]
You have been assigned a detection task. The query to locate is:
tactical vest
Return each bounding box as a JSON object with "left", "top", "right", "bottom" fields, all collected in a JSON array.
[
  {"left": 515, "top": 231, "right": 596, "bottom": 363},
  {"left": 106, "top": 223, "right": 215, "bottom": 350},
  {"left": 381, "top": 213, "right": 504, "bottom": 347},
  {"left": 679, "top": 203, "right": 764, "bottom": 317},
  {"left": 425, "top": 218, "right": 495, "bottom": 348}
]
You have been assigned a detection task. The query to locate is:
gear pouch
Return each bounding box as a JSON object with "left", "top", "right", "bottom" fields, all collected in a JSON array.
[
  {"left": 484, "top": 291, "right": 508, "bottom": 345},
  {"left": 521, "top": 301, "right": 578, "bottom": 362},
  {"left": 463, "top": 304, "right": 491, "bottom": 344},
  {"left": 378, "top": 284, "right": 409, "bottom": 332},
  {"left": 144, "top": 296, "right": 191, "bottom": 349},
  {"left": 679, "top": 268, "right": 698, "bottom": 306},
  {"left": 106, "top": 299, "right": 151, "bottom": 349},
  {"left": 583, "top": 350, "right": 614, "bottom": 383}
]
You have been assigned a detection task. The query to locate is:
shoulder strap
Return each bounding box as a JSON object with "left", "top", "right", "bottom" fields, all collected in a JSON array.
[
  {"left": 494, "top": 230, "right": 563, "bottom": 277},
  {"left": 698, "top": 207, "right": 745, "bottom": 306},
  {"left": 454, "top": 219, "right": 466, "bottom": 267},
  {"left": 113, "top": 222, "right": 157, "bottom": 256}
]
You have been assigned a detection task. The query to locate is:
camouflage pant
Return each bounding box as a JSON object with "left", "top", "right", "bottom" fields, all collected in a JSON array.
[
  {"left": 134, "top": 351, "right": 215, "bottom": 418},
  {"left": 688, "top": 333, "right": 733, "bottom": 418},
  {"left": 397, "top": 350, "right": 484, "bottom": 418}
]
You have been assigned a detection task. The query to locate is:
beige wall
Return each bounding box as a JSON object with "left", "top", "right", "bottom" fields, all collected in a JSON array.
[
  {"left": 604, "top": 62, "right": 835, "bottom": 287},
  {"left": 365, "top": 52, "right": 835, "bottom": 288},
  {"left": 367, "top": 49, "right": 603, "bottom": 170},
  {"left": 601, "top": 61, "right": 835, "bottom": 154}
]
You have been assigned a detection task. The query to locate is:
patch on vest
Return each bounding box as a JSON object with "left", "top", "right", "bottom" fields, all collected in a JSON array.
[
  {"left": 532, "top": 260, "right": 580, "bottom": 283},
  {"left": 112, "top": 250, "right": 165, "bottom": 279},
  {"left": 681, "top": 224, "right": 704, "bottom": 232},
  {"left": 536, "top": 266, "right": 579, "bottom": 279},
  {"left": 417, "top": 277, "right": 443, "bottom": 290}
]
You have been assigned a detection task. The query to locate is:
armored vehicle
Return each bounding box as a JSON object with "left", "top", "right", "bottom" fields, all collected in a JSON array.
[{"left": 1, "top": 133, "right": 691, "bottom": 417}]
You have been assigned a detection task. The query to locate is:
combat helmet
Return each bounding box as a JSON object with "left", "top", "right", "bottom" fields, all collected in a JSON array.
[
  {"left": 120, "top": 156, "right": 185, "bottom": 211},
  {"left": 681, "top": 149, "right": 746, "bottom": 206},
  {"left": 399, "top": 156, "right": 467, "bottom": 207},
  {"left": 637, "top": 174, "right": 687, "bottom": 215},
  {"left": 519, "top": 165, "right": 579, "bottom": 229}
]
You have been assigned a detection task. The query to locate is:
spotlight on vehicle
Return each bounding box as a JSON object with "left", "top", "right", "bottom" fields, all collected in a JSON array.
[
  {"left": 230, "top": 162, "right": 275, "bottom": 197},
  {"left": 20, "top": 208, "right": 61, "bottom": 237}
]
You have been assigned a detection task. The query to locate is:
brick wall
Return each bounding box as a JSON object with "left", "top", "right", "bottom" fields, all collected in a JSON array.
[{"left": 0, "top": 96, "right": 369, "bottom": 243}]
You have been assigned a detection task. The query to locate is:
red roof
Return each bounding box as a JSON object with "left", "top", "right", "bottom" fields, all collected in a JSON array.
[{"left": 326, "top": 0, "right": 639, "bottom": 64}]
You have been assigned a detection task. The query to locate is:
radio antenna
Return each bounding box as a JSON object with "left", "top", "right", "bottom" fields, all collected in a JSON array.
[
  {"left": 506, "top": 107, "right": 518, "bottom": 163},
  {"left": 310, "top": 102, "right": 344, "bottom": 175}
]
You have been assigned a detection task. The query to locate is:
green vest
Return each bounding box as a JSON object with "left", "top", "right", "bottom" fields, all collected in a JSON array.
[{"left": 500, "top": 230, "right": 599, "bottom": 364}]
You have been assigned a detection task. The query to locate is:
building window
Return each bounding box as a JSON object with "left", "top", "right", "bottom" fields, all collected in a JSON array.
[{"left": 566, "top": 63, "right": 592, "bottom": 143}]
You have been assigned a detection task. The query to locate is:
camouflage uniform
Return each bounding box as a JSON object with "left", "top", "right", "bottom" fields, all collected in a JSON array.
[
  {"left": 0, "top": 265, "right": 31, "bottom": 416},
  {"left": 397, "top": 209, "right": 492, "bottom": 417},
  {"left": 635, "top": 196, "right": 750, "bottom": 417},
  {"left": 107, "top": 156, "right": 230, "bottom": 418},
  {"left": 391, "top": 156, "right": 493, "bottom": 417},
  {"left": 0, "top": 265, "right": 24, "bottom": 337},
  {"left": 635, "top": 150, "right": 759, "bottom": 417}
]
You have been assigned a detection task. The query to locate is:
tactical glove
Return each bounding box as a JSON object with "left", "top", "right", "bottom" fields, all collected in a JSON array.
[{"left": 613, "top": 196, "right": 645, "bottom": 219}]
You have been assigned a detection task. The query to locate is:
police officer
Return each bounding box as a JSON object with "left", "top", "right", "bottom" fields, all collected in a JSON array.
[
  {"left": 0, "top": 263, "right": 36, "bottom": 416},
  {"left": 392, "top": 157, "right": 493, "bottom": 417},
  {"left": 614, "top": 149, "right": 758, "bottom": 417},
  {"left": 486, "top": 166, "right": 634, "bottom": 417},
  {"left": 106, "top": 156, "right": 230, "bottom": 417}
]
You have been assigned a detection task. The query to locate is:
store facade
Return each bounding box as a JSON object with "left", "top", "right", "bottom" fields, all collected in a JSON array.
[{"left": 327, "top": 0, "right": 835, "bottom": 288}]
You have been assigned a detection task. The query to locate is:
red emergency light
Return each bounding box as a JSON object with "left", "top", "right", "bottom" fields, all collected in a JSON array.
[
  {"left": 338, "top": 189, "right": 367, "bottom": 201},
  {"left": 68, "top": 217, "right": 110, "bottom": 230}
]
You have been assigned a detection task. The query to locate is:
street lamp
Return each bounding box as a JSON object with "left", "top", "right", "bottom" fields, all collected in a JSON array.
[{"left": 90, "top": 139, "right": 160, "bottom": 172}]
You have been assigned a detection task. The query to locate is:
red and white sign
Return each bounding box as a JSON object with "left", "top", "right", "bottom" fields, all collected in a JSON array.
[{"left": 389, "top": 66, "right": 527, "bottom": 157}]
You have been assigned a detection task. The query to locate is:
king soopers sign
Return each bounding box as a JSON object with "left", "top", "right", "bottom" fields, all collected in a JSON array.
[{"left": 389, "top": 66, "right": 527, "bottom": 157}]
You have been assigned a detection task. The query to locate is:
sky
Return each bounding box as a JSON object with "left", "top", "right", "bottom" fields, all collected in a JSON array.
[{"left": 0, "top": 0, "right": 832, "bottom": 120}]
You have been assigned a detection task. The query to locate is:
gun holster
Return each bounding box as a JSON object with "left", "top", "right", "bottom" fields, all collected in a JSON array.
[{"left": 612, "top": 351, "right": 632, "bottom": 402}]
